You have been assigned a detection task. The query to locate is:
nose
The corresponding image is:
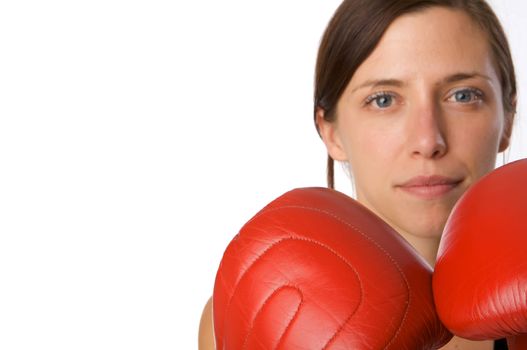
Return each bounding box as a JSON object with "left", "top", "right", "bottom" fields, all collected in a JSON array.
[{"left": 405, "top": 101, "right": 447, "bottom": 159}]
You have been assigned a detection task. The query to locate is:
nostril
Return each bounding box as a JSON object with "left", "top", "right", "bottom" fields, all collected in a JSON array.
[{"left": 432, "top": 147, "right": 445, "bottom": 158}]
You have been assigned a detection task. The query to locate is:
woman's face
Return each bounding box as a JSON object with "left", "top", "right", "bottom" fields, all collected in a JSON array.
[{"left": 319, "top": 7, "right": 512, "bottom": 238}]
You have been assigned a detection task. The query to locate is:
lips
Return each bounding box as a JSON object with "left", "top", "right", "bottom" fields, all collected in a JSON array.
[{"left": 397, "top": 175, "right": 463, "bottom": 199}]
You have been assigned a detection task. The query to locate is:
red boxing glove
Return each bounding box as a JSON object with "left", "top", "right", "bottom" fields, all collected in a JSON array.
[
  {"left": 433, "top": 159, "right": 527, "bottom": 349},
  {"left": 213, "top": 187, "right": 451, "bottom": 349}
]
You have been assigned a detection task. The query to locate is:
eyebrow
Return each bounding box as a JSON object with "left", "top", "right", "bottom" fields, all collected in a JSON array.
[
  {"left": 351, "top": 79, "right": 404, "bottom": 93},
  {"left": 351, "top": 72, "right": 493, "bottom": 93},
  {"left": 442, "top": 72, "right": 492, "bottom": 84}
]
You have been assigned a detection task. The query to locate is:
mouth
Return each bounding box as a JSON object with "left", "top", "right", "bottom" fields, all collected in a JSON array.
[{"left": 396, "top": 175, "right": 464, "bottom": 200}]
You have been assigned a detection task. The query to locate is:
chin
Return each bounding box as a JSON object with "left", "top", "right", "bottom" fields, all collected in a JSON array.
[
  {"left": 404, "top": 216, "right": 449, "bottom": 239},
  {"left": 389, "top": 204, "right": 449, "bottom": 238}
]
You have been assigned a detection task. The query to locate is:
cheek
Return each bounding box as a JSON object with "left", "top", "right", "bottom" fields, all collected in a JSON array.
[
  {"left": 454, "top": 116, "right": 504, "bottom": 174},
  {"left": 344, "top": 118, "right": 404, "bottom": 157},
  {"left": 343, "top": 122, "right": 404, "bottom": 178}
]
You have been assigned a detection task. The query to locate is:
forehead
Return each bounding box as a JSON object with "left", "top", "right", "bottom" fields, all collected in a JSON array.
[{"left": 349, "top": 7, "right": 497, "bottom": 85}]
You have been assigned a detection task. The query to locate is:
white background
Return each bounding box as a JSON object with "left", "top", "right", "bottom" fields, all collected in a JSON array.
[{"left": 0, "top": 1, "right": 525, "bottom": 349}]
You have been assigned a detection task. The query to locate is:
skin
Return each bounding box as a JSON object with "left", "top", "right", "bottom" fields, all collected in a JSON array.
[
  {"left": 318, "top": 7, "right": 512, "bottom": 265},
  {"left": 200, "top": 6, "right": 514, "bottom": 349},
  {"left": 199, "top": 297, "right": 214, "bottom": 350},
  {"left": 317, "top": 7, "right": 513, "bottom": 350}
]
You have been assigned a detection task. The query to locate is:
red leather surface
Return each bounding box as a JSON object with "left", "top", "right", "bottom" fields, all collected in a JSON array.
[
  {"left": 214, "top": 187, "right": 451, "bottom": 349},
  {"left": 507, "top": 334, "right": 527, "bottom": 350},
  {"left": 434, "top": 159, "right": 527, "bottom": 342}
]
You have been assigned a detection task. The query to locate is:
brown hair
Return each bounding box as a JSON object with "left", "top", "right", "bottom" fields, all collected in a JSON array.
[{"left": 314, "top": 0, "right": 517, "bottom": 189}]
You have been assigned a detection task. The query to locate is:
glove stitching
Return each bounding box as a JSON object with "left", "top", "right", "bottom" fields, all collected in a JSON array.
[
  {"left": 259, "top": 204, "right": 412, "bottom": 350},
  {"left": 221, "top": 202, "right": 411, "bottom": 349},
  {"left": 240, "top": 284, "right": 304, "bottom": 350},
  {"left": 222, "top": 235, "right": 363, "bottom": 349}
]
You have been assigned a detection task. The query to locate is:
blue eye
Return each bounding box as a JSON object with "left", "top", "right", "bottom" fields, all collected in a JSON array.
[
  {"left": 450, "top": 88, "right": 484, "bottom": 103},
  {"left": 365, "top": 93, "right": 394, "bottom": 108},
  {"left": 376, "top": 95, "right": 393, "bottom": 108},
  {"left": 455, "top": 91, "right": 472, "bottom": 102}
]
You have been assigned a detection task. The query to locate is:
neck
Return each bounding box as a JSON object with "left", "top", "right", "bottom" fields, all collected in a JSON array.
[
  {"left": 354, "top": 195, "right": 442, "bottom": 267},
  {"left": 396, "top": 231, "right": 440, "bottom": 267}
]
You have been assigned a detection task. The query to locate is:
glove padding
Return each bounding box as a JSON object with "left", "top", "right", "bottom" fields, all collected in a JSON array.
[
  {"left": 433, "top": 159, "right": 527, "bottom": 349},
  {"left": 214, "top": 187, "right": 451, "bottom": 349}
]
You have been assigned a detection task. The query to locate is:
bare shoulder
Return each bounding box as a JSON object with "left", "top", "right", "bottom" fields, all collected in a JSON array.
[
  {"left": 198, "top": 296, "right": 215, "bottom": 350},
  {"left": 439, "top": 336, "right": 494, "bottom": 350}
]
